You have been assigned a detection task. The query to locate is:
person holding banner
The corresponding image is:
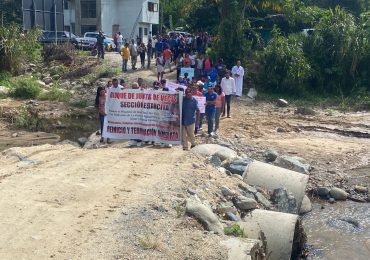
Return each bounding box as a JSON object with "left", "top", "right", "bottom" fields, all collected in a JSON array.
[
  {"left": 205, "top": 86, "right": 218, "bottom": 137},
  {"left": 182, "top": 89, "right": 200, "bottom": 151}
]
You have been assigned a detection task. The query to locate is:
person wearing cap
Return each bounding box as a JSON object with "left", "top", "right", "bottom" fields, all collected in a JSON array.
[
  {"left": 220, "top": 71, "right": 236, "bottom": 118},
  {"left": 182, "top": 88, "right": 200, "bottom": 151},
  {"left": 205, "top": 85, "right": 218, "bottom": 137}
]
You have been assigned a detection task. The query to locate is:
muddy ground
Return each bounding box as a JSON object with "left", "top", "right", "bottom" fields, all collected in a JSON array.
[{"left": 0, "top": 53, "right": 369, "bottom": 259}]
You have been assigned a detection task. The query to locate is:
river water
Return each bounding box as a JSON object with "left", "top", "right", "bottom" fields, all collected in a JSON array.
[{"left": 303, "top": 201, "right": 370, "bottom": 260}]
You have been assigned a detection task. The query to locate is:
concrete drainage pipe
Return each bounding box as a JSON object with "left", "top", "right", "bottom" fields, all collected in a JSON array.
[
  {"left": 242, "top": 161, "right": 309, "bottom": 209},
  {"left": 238, "top": 209, "right": 306, "bottom": 260}
]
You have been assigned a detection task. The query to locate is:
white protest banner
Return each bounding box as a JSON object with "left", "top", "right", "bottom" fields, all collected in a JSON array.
[
  {"left": 166, "top": 81, "right": 187, "bottom": 93},
  {"left": 180, "top": 67, "right": 195, "bottom": 80},
  {"left": 103, "top": 89, "right": 183, "bottom": 144},
  {"left": 193, "top": 96, "right": 206, "bottom": 113}
]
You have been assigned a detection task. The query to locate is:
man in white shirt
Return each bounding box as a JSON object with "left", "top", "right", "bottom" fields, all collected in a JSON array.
[
  {"left": 117, "top": 32, "right": 124, "bottom": 51},
  {"left": 220, "top": 71, "right": 236, "bottom": 118},
  {"left": 129, "top": 39, "right": 138, "bottom": 70},
  {"left": 231, "top": 60, "right": 245, "bottom": 97}
]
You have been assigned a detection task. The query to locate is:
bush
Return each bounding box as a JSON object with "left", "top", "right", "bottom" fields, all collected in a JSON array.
[
  {"left": 304, "top": 7, "right": 370, "bottom": 94},
  {"left": 9, "top": 77, "right": 42, "bottom": 99},
  {"left": 42, "top": 43, "right": 76, "bottom": 64},
  {"left": 14, "top": 105, "right": 40, "bottom": 131},
  {"left": 38, "top": 85, "right": 72, "bottom": 102},
  {"left": 260, "top": 28, "right": 311, "bottom": 94},
  {"left": 0, "top": 25, "right": 41, "bottom": 74},
  {"left": 224, "top": 224, "right": 247, "bottom": 238}
]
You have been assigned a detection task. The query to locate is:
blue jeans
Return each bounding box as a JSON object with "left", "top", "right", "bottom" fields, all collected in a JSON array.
[
  {"left": 205, "top": 106, "right": 215, "bottom": 134},
  {"left": 99, "top": 114, "right": 105, "bottom": 135}
]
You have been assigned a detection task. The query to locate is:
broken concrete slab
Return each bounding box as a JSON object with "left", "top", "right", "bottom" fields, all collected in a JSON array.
[
  {"left": 220, "top": 237, "right": 264, "bottom": 260},
  {"left": 185, "top": 196, "right": 224, "bottom": 234},
  {"left": 192, "top": 144, "right": 237, "bottom": 161}
]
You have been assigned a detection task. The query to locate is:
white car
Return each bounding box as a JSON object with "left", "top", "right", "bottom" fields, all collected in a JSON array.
[{"left": 79, "top": 32, "right": 115, "bottom": 50}]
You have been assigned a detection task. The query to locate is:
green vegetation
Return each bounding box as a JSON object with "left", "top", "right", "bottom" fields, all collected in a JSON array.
[
  {"left": 224, "top": 224, "right": 247, "bottom": 238},
  {"left": 14, "top": 105, "right": 40, "bottom": 131},
  {"left": 0, "top": 25, "right": 41, "bottom": 74},
  {"left": 160, "top": 0, "right": 370, "bottom": 109},
  {"left": 8, "top": 76, "right": 42, "bottom": 99},
  {"left": 138, "top": 234, "right": 162, "bottom": 250},
  {"left": 38, "top": 85, "right": 72, "bottom": 102}
]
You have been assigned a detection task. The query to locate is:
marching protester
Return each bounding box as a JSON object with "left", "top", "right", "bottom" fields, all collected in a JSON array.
[
  {"left": 220, "top": 71, "right": 236, "bottom": 118},
  {"left": 175, "top": 53, "right": 184, "bottom": 81},
  {"left": 156, "top": 53, "right": 165, "bottom": 81},
  {"left": 182, "top": 88, "right": 200, "bottom": 151},
  {"left": 129, "top": 39, "right": 138, "bottom": 70},
  {"left": 120, "top": 43, "right": 130, "bottom": 72},
  {"left": 205, "top": 85, "right": 218, "bottom": 137},
  {"left": 95, "top": 82, "right": 105, "bottom": 108},
  {"left": 163, "top": 47, "right": 173, "bottom": 73},
  {"left": 138, "top": 42, "right": 147, "bottom": 69},
  {"left": 214, "top": 85, "right": 225, "bottom": 134},
  {"left": 147, "top": 39, "right": 153, "bottom": 68},
  {"left": 231, "top": 60, "right": 245, "bottom": 97}
]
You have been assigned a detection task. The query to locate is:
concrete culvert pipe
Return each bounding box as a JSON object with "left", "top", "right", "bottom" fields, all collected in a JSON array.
[
  {"left": 242, "top": 161, "right": 309, "bottom": 209},
  {"left": 238, "top": 209, "right": 306, "bottom": 260}
]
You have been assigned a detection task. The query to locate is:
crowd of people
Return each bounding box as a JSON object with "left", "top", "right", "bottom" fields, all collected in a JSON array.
[{"left": 95, "top": 31, "right": 246, "bottom": 151}]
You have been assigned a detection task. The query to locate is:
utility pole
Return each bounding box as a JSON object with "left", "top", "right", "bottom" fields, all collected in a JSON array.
[{"left": 160, "top": 0, "right": 165, "bottom": 35}]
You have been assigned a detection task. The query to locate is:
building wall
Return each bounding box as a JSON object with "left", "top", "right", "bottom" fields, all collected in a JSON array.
[{"left": 65, "top": 0, "right": 159, "bottom": 40}]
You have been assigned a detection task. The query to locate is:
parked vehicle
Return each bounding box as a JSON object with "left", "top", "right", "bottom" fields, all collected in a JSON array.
[
  {"left": 167, "top": 31, "right": 192, "bottom": 38},
  {"left": 40, "top": 31, "right": 79, "bottom": 47},
  {"left": 80, "top": 32, "right": 116, "bottom": 51}
]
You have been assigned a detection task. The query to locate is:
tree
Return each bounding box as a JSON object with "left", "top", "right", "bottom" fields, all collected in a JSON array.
[{"left": 0, "top": 0, "right": 22, "bottom": 26}]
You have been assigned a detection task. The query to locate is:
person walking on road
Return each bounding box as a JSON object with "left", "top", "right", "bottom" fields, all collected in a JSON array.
[
  {"left": 220, "top": 71, "right": 236, "bottom": 118},
  {"left": 147, "top": 39, "right": 153, "bottom": 68},
  {"left": 182, "top": 88, "right": 200, "bottom": 151},
  {"left": 129, "top": 39, "right": 138, "bottom": 70},
  {"left": 138, "top": 42, "right": 147, "bottom": 69},
  {"left": 204, "top": 85, "right": 218, "bottom": 137},
  {"left": 117, "top": 32, "right": 123, "bottom": 52},
  {"left": 156, "top": 53, "right": 165, "bottom": 81},
  {"left": 214, "top": 85, "right": 225, "bottom": 133},
  {"left": 231, "top": 60, "right": 245, "bottom": 97}
]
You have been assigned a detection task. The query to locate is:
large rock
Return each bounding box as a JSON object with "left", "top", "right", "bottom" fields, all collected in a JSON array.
[
  {"left": 315, "top": 187, "right": 330, "bottom": 198},
  {"left": 77, "top": 137, "right": 88, "bottom": 146},
  {"left": 218, "top": 202, "right": 238, "bottom": 215},
  {"left": 221, "top": 186, "right": 235, "bottom": 197},
  {"left": 274, "top": 155, "right": 310, "bottom": 174},
  {"left": 295, "top": 107, "right": 316, "bottom": 116},
  {"left": 277, "top": 99, "right": 289, "bottom": 107},
  {"left": 254, "top": 192, "right": 272, "bottom": 208},
  {"left": 227, "top": 157, "right": 254, "bottom": 175},
  {"left": 43, "top": 76, "right": 53, "bottom": 85},
  {"left": 329, "top": 187, "right": 348, "bottom": 200},
  {"left": 299, "top": 195, "right": 312, "bottom": 214},
  {"left": 235, "top": 196, "right": 258, "bottom": 210},
  {"left": 238, "top": 183, "right": 258, "bottom": 194},
  {"left": 263, "top": 150, "right": 279, "bottom": 162},
  {"left": 185, "top": 196, "right": 224, "bottom": 234},
  {"left": 192, "top": 144, "right": 237, "bottom": 161},
  {"left": 271, "top": 188, "right": 298, "bottom": 214}
]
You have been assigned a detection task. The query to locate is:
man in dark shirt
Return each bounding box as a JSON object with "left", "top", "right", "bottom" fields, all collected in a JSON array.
[
  {"left": 182, "top": 88, "right": 200, "bottom": 150},
  {"left": 204, "top": 86, "right": 218, "bottom": 136},
  {"left": 96, "top": 31, "right": 106, "bottom": 59}
]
